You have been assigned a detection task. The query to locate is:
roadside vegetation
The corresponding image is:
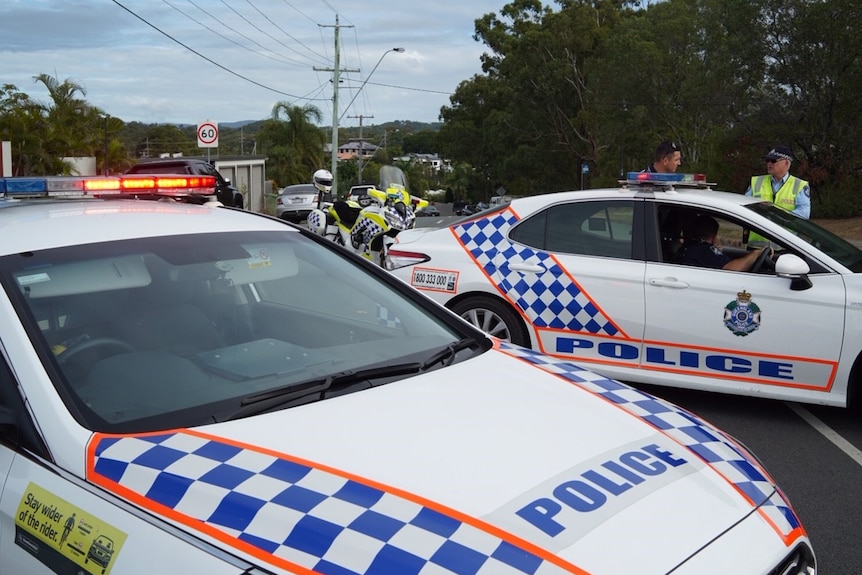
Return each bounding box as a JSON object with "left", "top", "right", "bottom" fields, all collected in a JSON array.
[{"left": 2, "top": 0, "right": 861, "bottom": 216}]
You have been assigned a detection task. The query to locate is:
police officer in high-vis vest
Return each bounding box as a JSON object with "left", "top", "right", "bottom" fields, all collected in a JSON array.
[{"left": 745, "top": 145, "right": 811, "bottom": 219}]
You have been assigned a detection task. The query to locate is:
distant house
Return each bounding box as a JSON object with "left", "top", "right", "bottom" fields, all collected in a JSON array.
[
  {"left": 395, "top": 153, "right": 451, "bottom": 173},
  {"left": 337, "top": 141, "right": 378, "bottom": 161}
]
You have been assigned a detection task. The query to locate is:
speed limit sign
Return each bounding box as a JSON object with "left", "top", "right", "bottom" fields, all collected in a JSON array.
[{"left": 197, "top": 120, "right": 219, "bottom": 148}]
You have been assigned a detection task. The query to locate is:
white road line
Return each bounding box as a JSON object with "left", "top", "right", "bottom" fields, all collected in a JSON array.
[{"left": 787, "top": 403, "right": 862, "bottom": 466}]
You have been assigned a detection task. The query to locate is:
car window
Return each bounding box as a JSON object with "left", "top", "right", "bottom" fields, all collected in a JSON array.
[
  {"left": 510, "top": 200, "right": 635, "bottom": 258},
  {"left": 200, "top": 163, "right": 227, "bottom": 185},
  {"left": 0, "top": 352, "right": 44, "bottom": 455},
  {"left": 747, "top": 202, "right": 862, "bottom": 272},
  {"left": 282, "top": 185, "right": 315, "bottom": 195},
  {"left": 127, "top": 164, "right": 192, "bottom": 175},
  {"left": 655, "top": 203, "right": 800, "bottom": 271},
  {"left": 2, "top": 231, "right": 472, "bottom": 433}
]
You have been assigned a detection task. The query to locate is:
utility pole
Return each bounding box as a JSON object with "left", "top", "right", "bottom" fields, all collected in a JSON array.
[
  {"left": 103, "top": 115, "right": 109, "bottom": 175},
  {"left": 315, "top": 15, "right": 357, "bottom": 198},
  {"left": 347, "top": 114, "right": 373, "bottom": 184}
]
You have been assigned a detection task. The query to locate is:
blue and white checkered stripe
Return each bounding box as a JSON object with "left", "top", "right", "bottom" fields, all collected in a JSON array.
[
  {"left": 90, "top": 432, "right": 584, "bottom": 575},
  {"left": 498, "top": 343, "right": 802, "bottom": 540},
  {"left": 352, "top": 216, "right": 386, "bottom": 253},
  {"left": 454, "top": 212, "right": 620, "bottom": 335}
]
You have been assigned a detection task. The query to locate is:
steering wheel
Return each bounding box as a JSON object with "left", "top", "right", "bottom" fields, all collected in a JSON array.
[
  {"left": 750, "top": 246, "right": 773, "bottom": 273},
  {"left": 57, "top": 337, "right": 135, "bottom": 366}
]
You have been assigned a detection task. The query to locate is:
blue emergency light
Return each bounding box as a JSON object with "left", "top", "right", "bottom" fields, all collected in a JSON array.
[{"left": 625, "top": 172, "right": 710, "bottom": 186}]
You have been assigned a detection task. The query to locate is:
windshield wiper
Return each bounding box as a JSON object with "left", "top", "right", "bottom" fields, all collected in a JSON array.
[
  {"left": 420, "top": 337, "right": 479, "bottom": 370},
  {"left": 213, "top": 361, "right": 423, "bottom": 422},
  {"left": 212, "top": 338, "right": 481, "bottom": 423}
]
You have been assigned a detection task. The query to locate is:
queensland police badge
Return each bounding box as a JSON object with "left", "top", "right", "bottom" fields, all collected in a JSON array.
[{"left": 723, "top": 290, "right": 761, "bottom": 336}]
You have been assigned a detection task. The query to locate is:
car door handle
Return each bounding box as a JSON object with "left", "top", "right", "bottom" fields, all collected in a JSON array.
[
  {"left": 509, "top": 262, "right": 545, "bottom": 273},
  {"left": 648, "top": 278, "right": 689, "bottom": 288}
]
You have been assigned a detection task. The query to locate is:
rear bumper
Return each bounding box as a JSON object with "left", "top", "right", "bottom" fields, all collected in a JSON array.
[{"left": 279, "top": 209, "right": 314, "bottom": 222}]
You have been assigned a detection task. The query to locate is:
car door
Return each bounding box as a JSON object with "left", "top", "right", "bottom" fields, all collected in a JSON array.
[
  {"left": 0, "top": 354, "right": 248, "bottom": 575},
  {"left": 0, "top": 457, "right": 253, "bottom": 575},
  {"left": 643, "top": 204, "right": 845, "bottom": 401},
  {"left": 501, "top": 198, "right": 647, "bottom": 376}
]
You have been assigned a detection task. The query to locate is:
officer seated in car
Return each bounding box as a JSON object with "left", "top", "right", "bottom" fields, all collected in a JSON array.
[{"left": 681, "top": 214, "right": 771, "bottom": 271}]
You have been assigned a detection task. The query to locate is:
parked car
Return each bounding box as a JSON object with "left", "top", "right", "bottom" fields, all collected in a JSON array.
[
  {"left": 416, "top": 205, "right": 441, "bottom": 217},
  {"left": 347, "top": 184, "right": 376, "bottom": 201},
  {"left": 124, "top": 158, "right": 244, "bottom": 208},
  {"left": 386, "top": 171, "right": 862, "bottom": 408},
  {"left": 276, "top": 183, "right": 318, "bottom": 222},
  {"left": 0, "top": 172, "right": 817, "bottom": 575}
]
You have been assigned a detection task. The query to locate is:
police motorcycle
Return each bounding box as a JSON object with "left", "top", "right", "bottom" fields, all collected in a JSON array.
[{"left": 307, "top": 166, "right": 428, "bottom": 266}]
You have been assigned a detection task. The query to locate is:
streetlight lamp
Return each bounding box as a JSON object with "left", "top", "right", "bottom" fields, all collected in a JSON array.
[
  {"left": 339, "top": 47, "right": 405, "bottom": 123},
  {"left": 339, "top": 47, "right": 404, "bottom": 188}
]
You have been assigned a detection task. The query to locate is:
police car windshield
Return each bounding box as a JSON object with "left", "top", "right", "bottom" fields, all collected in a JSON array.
[
  {"left": 748, "top": 202, "right": 862, "bottom": 271},
  {"left": 2, "top": 230, "right": 482, "bottom": 433}
]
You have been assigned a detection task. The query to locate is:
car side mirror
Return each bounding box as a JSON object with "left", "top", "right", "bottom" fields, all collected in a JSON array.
[{"left": 775, "top": 253, "right": 813, "bottom": 291}]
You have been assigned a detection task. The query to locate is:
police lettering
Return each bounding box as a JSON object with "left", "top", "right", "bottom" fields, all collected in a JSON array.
[
  {"left": 557, "top": 337, "right": 793, "bottom": 380},
  {"left": 516, "top": 444, "right": 687, "bottom": 536}
]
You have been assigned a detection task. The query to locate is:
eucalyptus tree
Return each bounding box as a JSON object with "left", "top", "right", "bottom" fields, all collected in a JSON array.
[
  {"left": 751, "top": 0, "right": 862, "bottom": 191},
  {"left": 441, "top": 0, "right": 637, "bottom": 194}
]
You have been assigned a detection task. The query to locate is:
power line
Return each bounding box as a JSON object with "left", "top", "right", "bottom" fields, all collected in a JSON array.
[
  {"left": 350, "top": 80, "right": 453, "bottom": 96},
  {"left": 243, "top": 0, "right": 329, "bottom": 65},
  {"left": 163, "top": 0, "right": 308, "bottom": 68},
  {"left": 216, "top": 0, "right": 328, "bottom": 66},
  {"left": 277, "top": 0, "right": 322, "bottom": 26},
  {"left": 110, "top": 0, "right": 327, "bottom": 100}
]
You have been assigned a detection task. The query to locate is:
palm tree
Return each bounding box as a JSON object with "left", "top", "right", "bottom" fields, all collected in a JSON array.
[
  {"left": 34, "top": 74, "right": 102, "bottom": 164},
  {"left": 260, "top": 103, "right": 325, "bottom": 186}
]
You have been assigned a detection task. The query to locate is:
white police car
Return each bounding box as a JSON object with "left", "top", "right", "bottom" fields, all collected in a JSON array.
[
  {"left": 0, "top": 175, "right": 815, "bottom": 574},
  {"left": 387, "top": 172, "right": 862, "bottom": 409}
]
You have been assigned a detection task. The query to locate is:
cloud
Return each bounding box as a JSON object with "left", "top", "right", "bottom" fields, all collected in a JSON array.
[{"left": 2, "top": 0, "right": 502, "bottom": 127}]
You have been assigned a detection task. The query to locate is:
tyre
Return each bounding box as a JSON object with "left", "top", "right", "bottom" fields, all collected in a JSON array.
[
  {"left": 234, "top": 195, "right": 244, "bottom": 209},
  {"left": 449, "top": 296, "right": 530, "bottom": 347}
]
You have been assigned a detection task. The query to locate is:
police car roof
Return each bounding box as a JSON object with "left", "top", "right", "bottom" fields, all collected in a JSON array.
[
  {"left": 0, "top": 200, "right": 294, "bottom": 256},
  {"left": 510, "top": 182, "right": 762, "bottom": 214}
]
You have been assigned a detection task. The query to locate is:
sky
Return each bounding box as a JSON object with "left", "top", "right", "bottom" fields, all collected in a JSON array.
[{"left": 2, "top": 0, "right": 506, "bottom": 129}]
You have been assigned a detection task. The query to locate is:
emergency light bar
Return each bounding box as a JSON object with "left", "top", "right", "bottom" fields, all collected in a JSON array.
[
  {"left": 0, "top": 175, "right": 217, "bottom": 199},
  {"left": 623, "top": 172, "right": 714, "bottom": 189}
]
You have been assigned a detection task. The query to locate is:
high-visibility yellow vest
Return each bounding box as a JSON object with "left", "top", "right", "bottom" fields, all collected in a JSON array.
[
  {"left": 747, "top": 175, "right": 809, "bottom": 246},
  {"left": 749, "top": 175, "right": 808, "bottom": 213}
]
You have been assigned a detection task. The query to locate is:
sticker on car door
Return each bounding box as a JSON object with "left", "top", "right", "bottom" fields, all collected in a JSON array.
[{"left": 15, "top": 481, "right": 127, "bottom": 575}]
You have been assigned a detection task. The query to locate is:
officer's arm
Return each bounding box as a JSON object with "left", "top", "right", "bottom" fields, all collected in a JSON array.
[
  {"left": 723, "top": 247, "right": 770, "bottom": 272},
  {"left": 792, "top": 186, "right": 811, "bottom": 219}
]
